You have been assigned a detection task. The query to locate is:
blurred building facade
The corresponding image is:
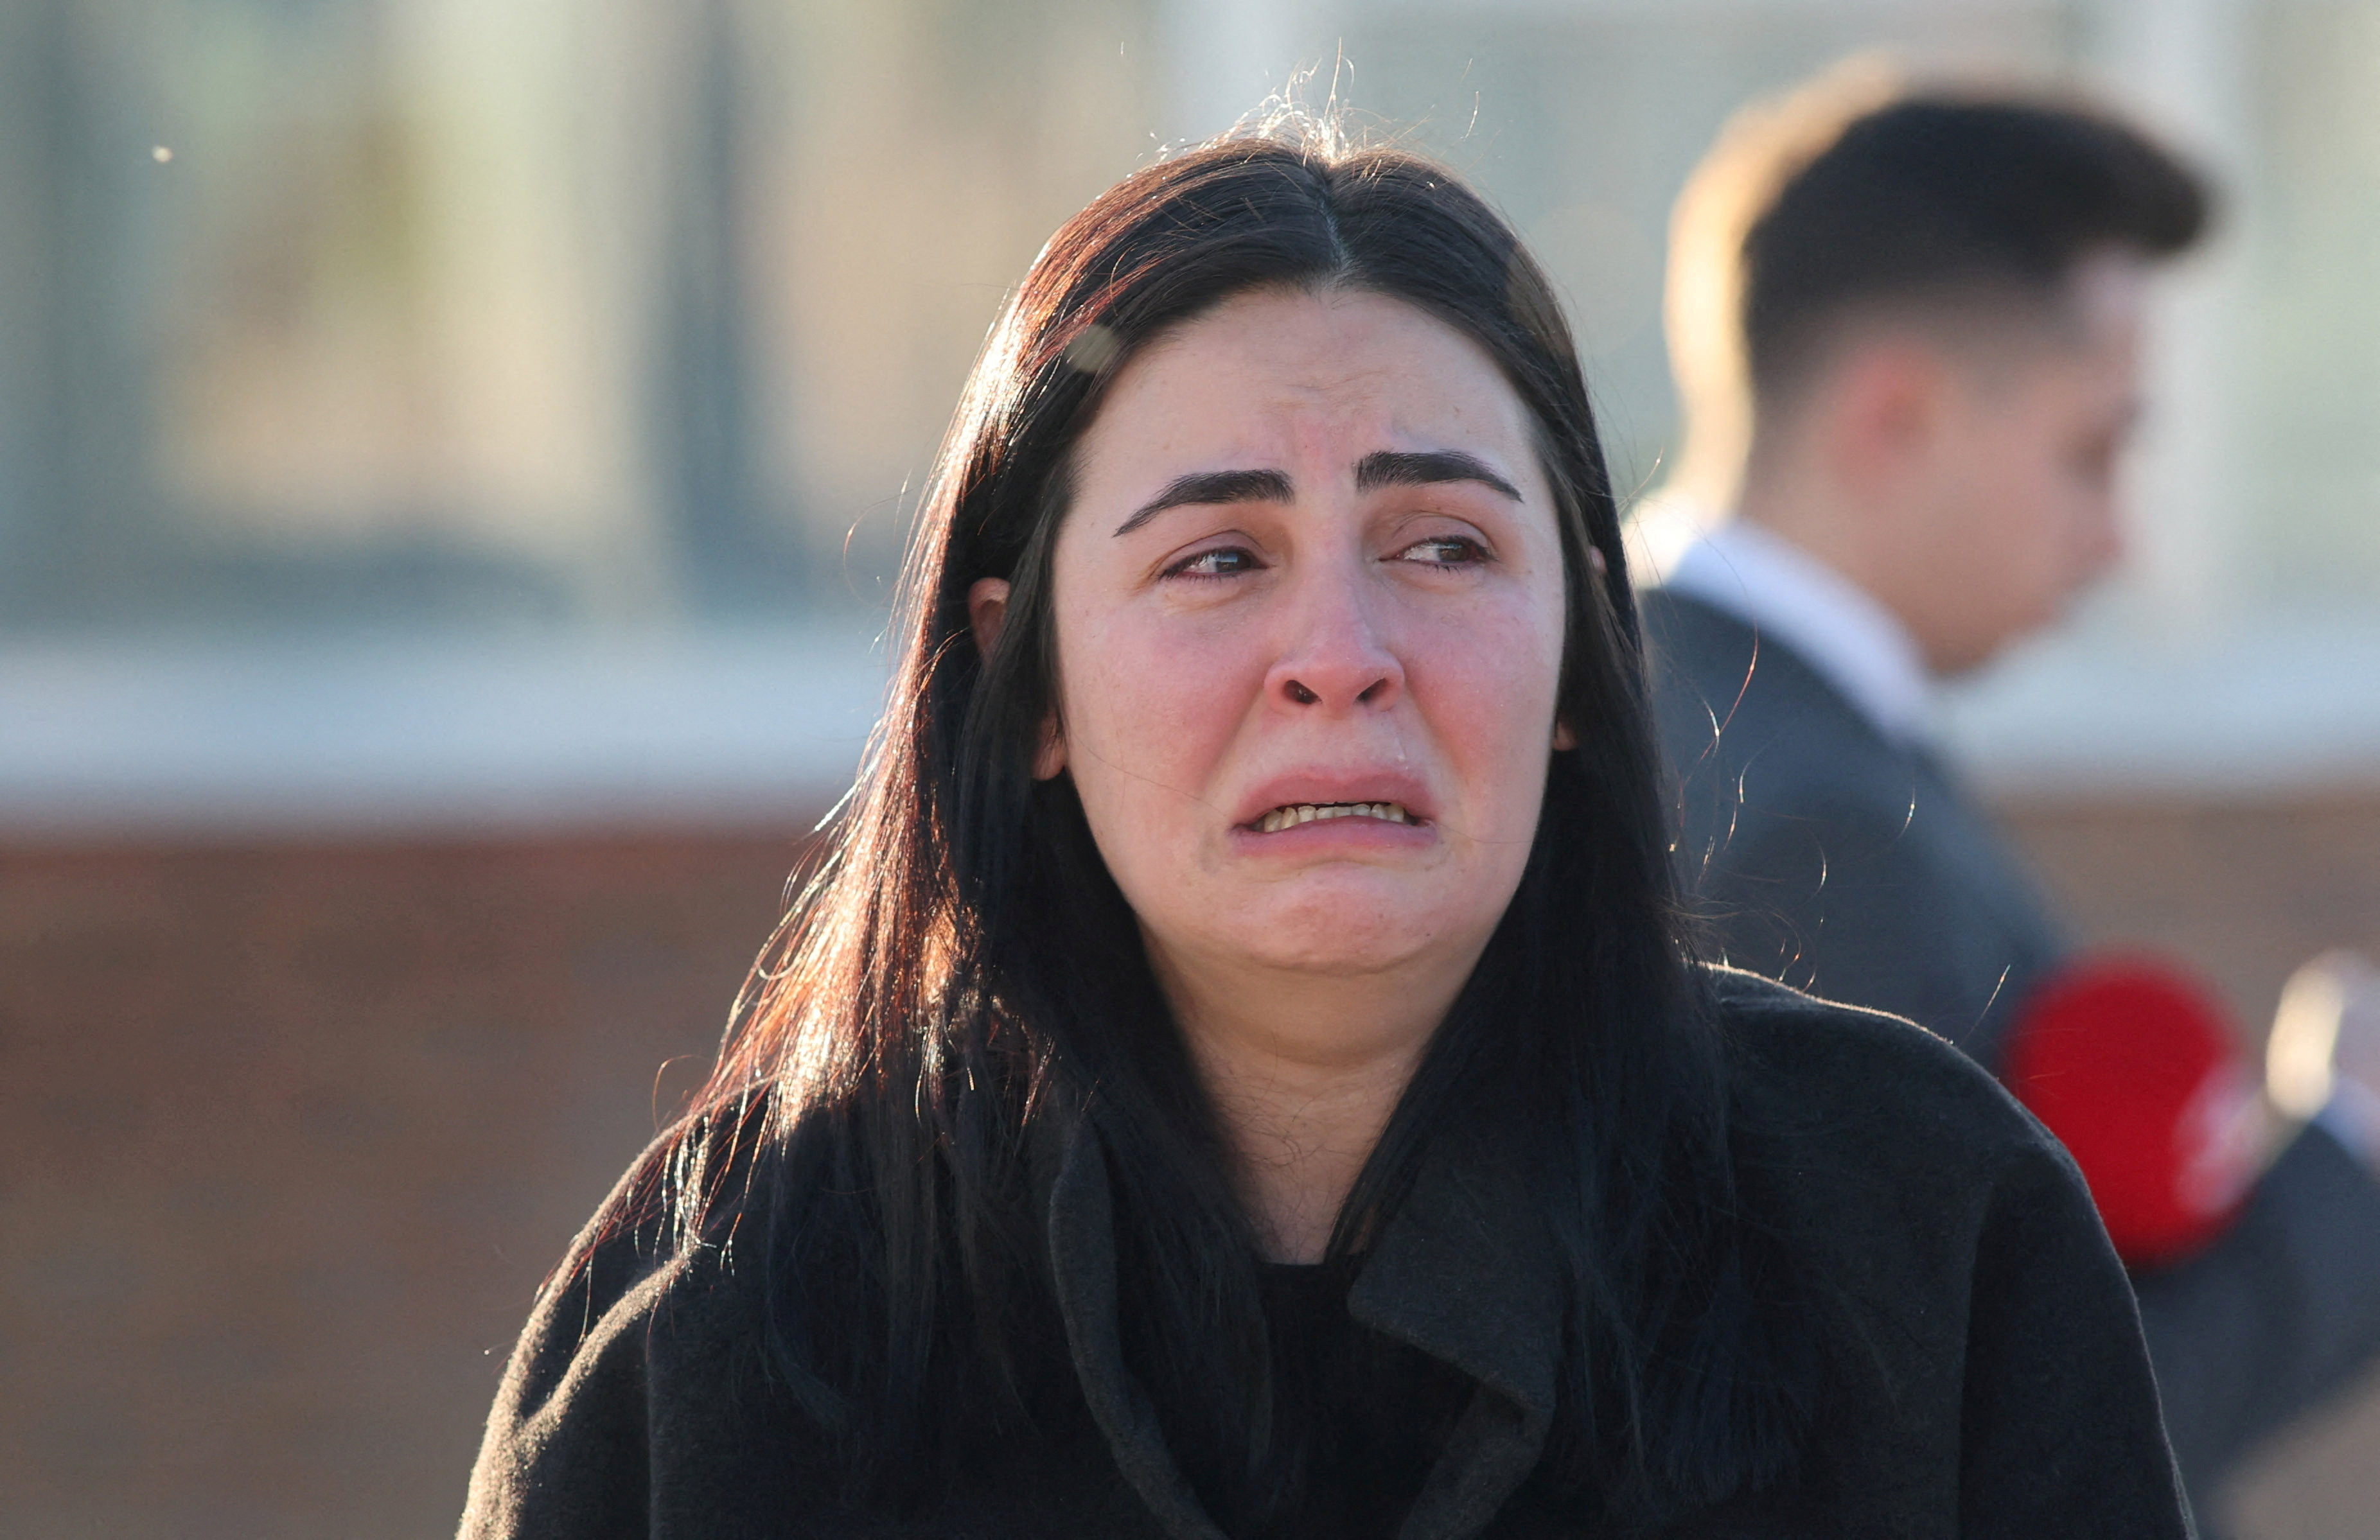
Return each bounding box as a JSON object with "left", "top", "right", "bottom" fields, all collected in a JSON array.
[
  {"left": 8, "top": 1, "right": 2380, "bottom": 1536},
  {"left": 0, "top": 0, "right": 1165, "bottom": 638},
  {"left": 8, "top": 0, "right": 2380, "bottom": 812}
]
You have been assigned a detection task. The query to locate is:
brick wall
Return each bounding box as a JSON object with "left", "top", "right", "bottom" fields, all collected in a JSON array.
[
  {"left": 0, "top": 832, "right": 807, "bottom": 1538},
  {"left": 3, "top": 793, "right": 2377, "bottom": 1535}
]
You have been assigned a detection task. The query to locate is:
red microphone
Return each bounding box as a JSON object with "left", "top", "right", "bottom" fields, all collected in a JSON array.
[{"left": 2000, "top": 956, "right": 2264, "bottom": 1269}]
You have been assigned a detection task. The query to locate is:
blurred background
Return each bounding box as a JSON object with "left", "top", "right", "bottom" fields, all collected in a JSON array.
[{"left": 6, "top": 0, "right": 2380, "bottom": 1534}]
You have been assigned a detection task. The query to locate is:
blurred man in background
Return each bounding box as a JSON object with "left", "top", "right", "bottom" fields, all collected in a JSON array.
[{"left": 1640, "top": 70, "right": 2380, "bottom": 1521}]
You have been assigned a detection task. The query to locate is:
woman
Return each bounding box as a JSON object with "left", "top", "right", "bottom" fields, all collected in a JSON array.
[{"left": 461, "top": 122, "right": 2185, "bottom": 1539}]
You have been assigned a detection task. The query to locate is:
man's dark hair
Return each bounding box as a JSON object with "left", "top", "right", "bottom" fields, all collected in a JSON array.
[{"left": 1741, "top": 96, "right": 2210, "bottom": 396}]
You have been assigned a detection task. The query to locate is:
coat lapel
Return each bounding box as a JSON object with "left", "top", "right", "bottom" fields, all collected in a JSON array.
[
  {"left": 1348, "top": 1127, "right": 1562, "bottom": 1540},
  {"left": 1041, "top": 1107, "right": 1230, "bottom": 1540}
]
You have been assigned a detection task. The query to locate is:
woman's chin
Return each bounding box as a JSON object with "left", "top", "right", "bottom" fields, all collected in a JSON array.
[{"left": 1196, "top": 888, "right": 1478, "bottom": 979}]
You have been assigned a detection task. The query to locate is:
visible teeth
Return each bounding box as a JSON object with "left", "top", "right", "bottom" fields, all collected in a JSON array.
[{"left": 1255, "top": 801, "right": 1413, "bottom": 832}]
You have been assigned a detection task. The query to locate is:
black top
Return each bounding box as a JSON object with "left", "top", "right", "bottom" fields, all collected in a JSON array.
[
  {"left": 459, "top": 969, "right": 2190, "bottom": 1539},
  {"left": 1212, "top": 1259, "right": 1472, "bottom": 1539}
]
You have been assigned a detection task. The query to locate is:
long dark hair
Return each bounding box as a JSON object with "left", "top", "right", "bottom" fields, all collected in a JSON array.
[{"left": 629, "top": 119, "right": 1810, "bottom": 1530}]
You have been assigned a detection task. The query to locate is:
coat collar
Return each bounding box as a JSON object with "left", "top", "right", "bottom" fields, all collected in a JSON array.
[
  {"left": 1037, "top": 1105, "right": 1562, "bottom": 1540},
  {"left": 1661, "top": 519, "right": 1937, "bottom": 748}
]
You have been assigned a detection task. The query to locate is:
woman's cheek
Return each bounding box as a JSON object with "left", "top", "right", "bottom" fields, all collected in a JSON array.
[
  {"left": 1422, "top": 608, "right": 1561, "bottom": 820},
  {"left": 1077, "top": 621, "right": 1244, "bottom": 800}
]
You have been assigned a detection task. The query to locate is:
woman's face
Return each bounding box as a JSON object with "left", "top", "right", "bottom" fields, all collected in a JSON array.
[{"left": 1025, "top": 286, "right": 1571, "bottom": 993}]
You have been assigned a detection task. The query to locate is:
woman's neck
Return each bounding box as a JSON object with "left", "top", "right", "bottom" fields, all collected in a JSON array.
[{"left": 1147, "top": 943, "right": 1469, "bottom": 1264}]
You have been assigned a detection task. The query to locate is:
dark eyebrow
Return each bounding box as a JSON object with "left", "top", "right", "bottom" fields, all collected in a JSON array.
[
  {"left": 1113, "top": 468, "right": 1292, "bottom": 536},
  {"left": 1354, "top": 449, "right": 1524, "bottom": 502}
]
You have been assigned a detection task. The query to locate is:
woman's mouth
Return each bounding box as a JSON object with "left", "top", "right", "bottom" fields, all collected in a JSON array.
[{"left": 1252, "top": 801, "right": 1416, "bottom": 834}]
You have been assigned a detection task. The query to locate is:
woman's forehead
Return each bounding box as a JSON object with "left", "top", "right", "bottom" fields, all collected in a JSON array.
[{"left": 1073, "top": 288, "right": 1540, "bottom": 495}]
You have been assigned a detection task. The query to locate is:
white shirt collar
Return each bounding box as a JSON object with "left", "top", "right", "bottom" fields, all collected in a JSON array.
[{"left": 1661, "top": 518, "right": 1936, "bottom": 746}]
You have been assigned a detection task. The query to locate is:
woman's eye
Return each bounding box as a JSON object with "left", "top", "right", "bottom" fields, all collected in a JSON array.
[
  {"left": 1164, "top": 545, "right": 1263, "bottom": 579},
  {"left": 1392, "top": 535, "right": 1488, "bottom": 568}
]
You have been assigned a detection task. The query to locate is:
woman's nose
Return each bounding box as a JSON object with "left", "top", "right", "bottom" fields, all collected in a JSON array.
[{"left": 1265, "top": 563, "right": 1404, "bottom": 712}]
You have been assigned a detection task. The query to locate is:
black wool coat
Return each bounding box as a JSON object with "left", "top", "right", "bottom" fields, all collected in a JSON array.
[{"left": 459, "top": 970, "right": 2189, "bottom": 1539}]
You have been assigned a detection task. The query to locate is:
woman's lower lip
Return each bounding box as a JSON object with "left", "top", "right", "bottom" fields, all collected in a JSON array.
[{"left": 1231, "top": 818, "right": 1434, "bottom": 848}]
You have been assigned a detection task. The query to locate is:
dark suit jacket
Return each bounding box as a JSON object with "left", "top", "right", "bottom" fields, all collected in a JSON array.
[
  {"left": 1645, "top": 586, "right": 2380, "bottom": 1509},
  {"left": 462, "top": 970, "right": 2187, "bottom": 1539}
]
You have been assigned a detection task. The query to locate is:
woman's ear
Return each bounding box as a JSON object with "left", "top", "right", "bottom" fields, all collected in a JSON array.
[
  {"left": 971, "top": 575, "right": 1068, "bottom": 778},
  {"left": 1553, "top": 719, "right": 1576, "bottom": 752},
  {"left": 967, "top": 577, "right": 1012, "bottom": 657}
]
